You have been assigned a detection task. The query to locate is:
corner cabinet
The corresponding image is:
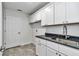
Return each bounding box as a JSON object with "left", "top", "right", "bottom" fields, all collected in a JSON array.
[
  {"left": 29, "top": 14, "right": 35, "bottom": 23},
  {"left": 41, "top": 3, "right": 54, "bottom": 26},
  {"left": 35, "top": 38, "right": 47, "bottom": 56},
  {"left": 29, "top": 11, "right": 41, "bottom": 23}
]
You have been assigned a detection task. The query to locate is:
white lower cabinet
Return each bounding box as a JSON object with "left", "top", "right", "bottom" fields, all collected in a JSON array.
[
  {"left": 59, "top": 44, "right": 79, "bottom": 56},
  {"left": 47, "top": 48, "right": 66, "bottom": 56},
  {"left": 47, "top": 40, "right": 59, "bottom": 51},
  {"left": 36, "top": 38, "right": 79, "bottom": 56},
  {"left": 36, "top": 38, "right": 47, "bottom": 56},
  {"left": 47, "top": 47, "right": 58, "bottom": 56},
  {"left": 58, "top": 52, "right": 66, "bottom": 56},
  {"left": 39, "top": 44, "right": 47, "bottom": 56},
  {"left": 36, "top": 43, "right": 47, "bottom": 56},
  {"left": 36, "top": 40, "right": 40, "bottom": 56}
]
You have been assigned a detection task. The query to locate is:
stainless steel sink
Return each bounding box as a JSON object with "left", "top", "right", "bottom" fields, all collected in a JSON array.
[{"left": 56, "top": 38, "right": 79, "bottom": 47}]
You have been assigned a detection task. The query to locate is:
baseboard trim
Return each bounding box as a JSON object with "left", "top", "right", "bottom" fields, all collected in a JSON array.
[{"left": 5, "top": 42, "right": 33, "bottom": 50}]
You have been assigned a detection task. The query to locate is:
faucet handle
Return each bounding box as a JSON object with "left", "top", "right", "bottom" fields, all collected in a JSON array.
[{"left": 65, "top": 35, "right": 70, "bottom": 39}]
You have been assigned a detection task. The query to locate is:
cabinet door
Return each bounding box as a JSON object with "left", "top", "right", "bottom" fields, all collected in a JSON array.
[
  {"left": 39, "top": 44, "right": 47, "bottom": 56},
  {"left": 35, "top": 38, "right": 40, "bottom": 55},
  {"left": 59, "top": 44, "right": 79, "bottom": 56},
  {"left": 39, "top": 38, "right": 47, "bottom": 56},
  {"left": 36, "top": 43, "right": 40, "bottom": 56},
  {"left": 58, "top": 52, "right": 67, "bottom": 56},
  {"left": 47, "top": 47, "right": 57, "bottom": 56},
  {"left": 35, "top": 12, "right": 41, "bottom": 21},
  {"left": 30, "top": 11, "right": 41, "bottom": 23},
  {"left": 36, "top": 38, "right": 47, "bottom": 56},
  {"left": 47, "top": 40, "right": 59, "bottom": 51},
  {"left": 41, "top": 8, "right": 47, "bottom": 26},
  {"left": 54, "top": 2, "right": 66, "bottom": 24},
  {"left": 66, "top": 2, "right": 79, "bottom": 23},
  {"left": 47, "top": 4, "right": 54, "bottom": 25},
  {"left": 32, "top": 29, "right": 36, "bottom": 45},
  {"left": 41, "top": 3, "right": 54, "bottom": 26},
  {"left": 30, "top": 14, "right": 36, "bottom": 23}
]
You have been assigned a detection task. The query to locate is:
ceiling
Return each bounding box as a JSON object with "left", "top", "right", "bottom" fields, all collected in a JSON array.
[{"left": 4, "top": 2, "right": 49, "bottom": 14}]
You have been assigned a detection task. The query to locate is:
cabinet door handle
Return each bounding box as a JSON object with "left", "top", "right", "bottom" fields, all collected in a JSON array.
[
  {"left": 59, "top": 54, "right": 61, "bottom": 56},
  {"left": 56, "top": 53, "right": 58, "bottom": 55}
]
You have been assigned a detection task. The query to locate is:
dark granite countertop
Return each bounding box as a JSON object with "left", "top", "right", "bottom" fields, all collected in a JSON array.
[
  {"left": 45, "top": 33, "right": 79, "bottom": 42},
  {"left": 36, "top": 33, "right": 79, "bottom": 50}
]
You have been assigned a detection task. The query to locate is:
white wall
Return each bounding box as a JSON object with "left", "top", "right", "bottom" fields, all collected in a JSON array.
[
  {"left": 30, "top": 22, "right": 46, "bottom": 44},
  {"left": 0, "top": 2, "right": 2, "bottom": 55},
  {"left": 5, "top": 9, "right": 32, "bottom": 48}
]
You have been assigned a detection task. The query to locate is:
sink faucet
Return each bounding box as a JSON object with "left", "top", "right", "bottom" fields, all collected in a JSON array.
[{"left": 63, "top": 24, "right": 67, "bottom": 39}]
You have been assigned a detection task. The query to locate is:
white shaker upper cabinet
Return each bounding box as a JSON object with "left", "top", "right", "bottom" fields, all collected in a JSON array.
[
  {"left": 30, "top": 11, "right": 41, "bottom": 23},
  {"left": 41, "top": 3, "right": 54, "bottom": 26},
  {"left": 54, "top": 2, "right": 66, "bottom": 24},
  {"left": 35, "top": 11, "right": 41, "bottom": 21},
  {"left": 41, "top": 9, "right": 47, "bottom": 26},
  {"left": 66, "top": 3, "right": 79, "bottom": 23},
  {"left": 30, "top": 14, "right": 36, "bottom": 23}
]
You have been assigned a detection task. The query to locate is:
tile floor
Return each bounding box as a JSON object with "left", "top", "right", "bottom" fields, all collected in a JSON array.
[{"left": 3, "top": 43, "right": 36, "bottom": 56}]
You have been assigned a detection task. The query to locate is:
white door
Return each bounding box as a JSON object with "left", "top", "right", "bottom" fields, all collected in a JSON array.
[
  {"left": 0, "top": 2, "right": 2, "bottom": 56},
  {"left": 5, "top": 16, "right": 23, "bottom": 48}
]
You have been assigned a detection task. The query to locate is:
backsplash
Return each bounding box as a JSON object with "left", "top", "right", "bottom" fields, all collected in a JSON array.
[
  {"left": 46, "top": 24, "right": 79, "bottom": 36},
  {"left": 67, "top": 24, "right": 79, "bottom": 36},
  {"left": 46, "top": 25, "right": 63, "bottom": 34},
  {"left": 30, "top": 21, "right": 79, "bottom": 36}
]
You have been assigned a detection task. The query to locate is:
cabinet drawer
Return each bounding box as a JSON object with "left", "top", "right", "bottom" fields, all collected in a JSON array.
[
  {"left": 47, "top": 41, "right": 58, "bottom": 51},
  {"left": 47, "top": 47, "right": 57, "bottom": 56},
  {"left": 59, "top": 44, "right": 79, "bottom": 56},
  {"left": 58, "top": 52, "right": 66, "bottom": 56},
  {"left": 40, "top": 39, "right": 47, "bottom": 45}
]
